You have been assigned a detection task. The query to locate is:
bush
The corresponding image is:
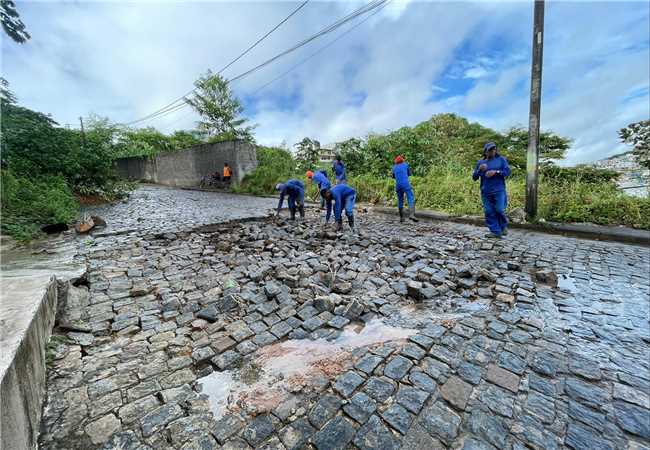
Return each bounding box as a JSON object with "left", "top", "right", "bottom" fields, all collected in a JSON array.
[
  {"left": 237, "top": 144, "right": 650, "bottom": 229},
  {"left": 1, "top": 170, "right": 78, "bottom": 241}
]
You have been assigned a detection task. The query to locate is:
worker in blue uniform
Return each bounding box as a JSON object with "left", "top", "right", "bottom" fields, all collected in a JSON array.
[
  {"left": 275, "top": 179, "right": 305, "bottom": 221},
  {"left": 391, "top": 155, "right": 418, "bottom": 223},
  {"left": 472, "top": 142, "right": 511, "bottom": 238},
  {"left": 332, "top": 155, "right": 346, "bottom": 184},
  {"left": 322, "top": 184, "right": 356, "bottom": 232},
  {"left": 307, "top": 169, "right": 331, "bottom": 210}
]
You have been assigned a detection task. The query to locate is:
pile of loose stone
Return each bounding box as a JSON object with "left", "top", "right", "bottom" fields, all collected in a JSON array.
[{"left": 40, "top": 211, "right": 650, "bottom": 450}]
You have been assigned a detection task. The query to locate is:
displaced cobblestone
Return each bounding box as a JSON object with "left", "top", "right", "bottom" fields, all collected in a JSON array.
[{"left": 38, "top": 187, "right": 650, "bottom": 449}]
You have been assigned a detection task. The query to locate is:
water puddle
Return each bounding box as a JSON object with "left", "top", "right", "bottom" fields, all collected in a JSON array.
[
  {"left": 557, "top": 274, "right": 578, "bottom": 293},
  {"left": 392, "top": 298, "right": 491, "bottom": 328},
  {"left": 196, "top": 319, "right": 416, "bottom": 419}
]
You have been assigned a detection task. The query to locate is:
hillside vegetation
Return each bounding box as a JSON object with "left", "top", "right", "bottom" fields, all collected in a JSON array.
[{"left": 236, "top": 114, "right": 650, "bottom": 229}]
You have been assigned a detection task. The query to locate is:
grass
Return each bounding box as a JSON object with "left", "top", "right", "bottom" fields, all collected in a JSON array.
[{"left": 237, "top": 156, "right": 650, "bottom": 229}]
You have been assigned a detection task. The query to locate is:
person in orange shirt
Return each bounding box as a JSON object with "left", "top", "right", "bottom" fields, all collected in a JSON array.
[{"left": 223, "top": 162, "right": 232, "bottom": 182}]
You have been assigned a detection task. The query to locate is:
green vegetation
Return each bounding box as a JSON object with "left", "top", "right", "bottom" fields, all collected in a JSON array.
[
  {"left": 237, "top": 114, "right": 650, "bottom": 229},
  {"left": 0, "top": 95, "right": 200, "bottom": 241},
  {"left": 619, "top": 120, "right": 650, "bottom": 169}
]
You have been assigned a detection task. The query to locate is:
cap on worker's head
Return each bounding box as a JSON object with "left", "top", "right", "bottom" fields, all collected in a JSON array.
[
  {"left": 306, "top": 170, "right": 314, "bottom": 179},
  {"left": 483, "top": 142, "right": 497, "bottom": 153},
  {"left": 394, "top": 155, "right": 404, "bottom": 164},
  {"left": 275, "top": 183, "right": 285, "bottom": 191}
]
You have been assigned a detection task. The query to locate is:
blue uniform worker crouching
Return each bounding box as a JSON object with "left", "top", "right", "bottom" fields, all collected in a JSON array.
[
  {"left": 391, "top": 155, "right": 418, "bottom": 223},
  {"left": 307, "top": 170, "right": 331, "bottom": 209},
  {"left": 276, "top": 179, "right": 305, "bottom": 220},
  {"left": 472, "top": 142, "right": 511, "bottom": 238},
  {"left": 323, "top": 184, "right": 356, "bottom": 231}
]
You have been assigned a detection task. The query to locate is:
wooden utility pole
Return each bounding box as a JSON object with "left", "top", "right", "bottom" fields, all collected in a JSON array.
[
  {"left": 525, "top": 0, "right": 545, "bottom": 219},
  {"left": 79, "top": 116, "right": 86, "bottom": 148}
]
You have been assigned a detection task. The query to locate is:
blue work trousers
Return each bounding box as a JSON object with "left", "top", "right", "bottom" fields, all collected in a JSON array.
[
  {"left": 343, "top": 193, "right": 356, "bottom": 219},
  {"left": 396, "top": 187, "right": 415, "bottom": 209},
  {"left": 481, "top": 190, "right": 508, "bottom": 235},
  {"left": 287, "top": 191, "right": 305, "bottom": 210}
]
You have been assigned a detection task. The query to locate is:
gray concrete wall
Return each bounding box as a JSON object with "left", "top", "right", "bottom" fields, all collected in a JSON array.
[
  {"left": 114, "top": 141, "right": 258, "bottom": 187},
  {"left": 1, "top": 280, "right": 57, "bottom": 450}
]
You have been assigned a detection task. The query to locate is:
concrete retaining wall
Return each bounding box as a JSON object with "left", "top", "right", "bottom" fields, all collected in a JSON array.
[
  {"left": 114, "top": 140, "right": 257, "bottom": 187},
  {"left": 1, "top": 279, "right": 58, "bottom": 450}
]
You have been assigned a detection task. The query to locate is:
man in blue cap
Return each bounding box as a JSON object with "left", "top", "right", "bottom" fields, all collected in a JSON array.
[
  {"left": 472, "top": 142, "right": 511, "bottom": 238},
  {"left": 322, "top": 184, "right": 356, "bottom": 232},
  {"left": 275, "top": 179, "right": 305, "bottom": 220}
]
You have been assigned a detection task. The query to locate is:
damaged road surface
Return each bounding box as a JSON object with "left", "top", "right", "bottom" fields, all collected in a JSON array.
[{"left": 40, "top": 191, "right": 650, "bottom": 449}]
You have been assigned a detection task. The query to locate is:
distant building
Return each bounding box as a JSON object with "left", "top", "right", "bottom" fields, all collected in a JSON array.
[
  {"left": 592, "top": 151, "right": 649, "bottom": 197},
  {"left": 319, "top": 146, "right": 336, "bottom": 163}
]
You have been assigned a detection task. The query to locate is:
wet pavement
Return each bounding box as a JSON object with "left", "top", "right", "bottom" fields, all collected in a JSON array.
[{"left": 39, "top": 185, "right": 650, "bottom": 450}]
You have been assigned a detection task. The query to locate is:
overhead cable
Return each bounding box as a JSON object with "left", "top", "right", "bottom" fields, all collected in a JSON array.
[{"left": 121, "top": 0, "right": 310, "bottom": 126}]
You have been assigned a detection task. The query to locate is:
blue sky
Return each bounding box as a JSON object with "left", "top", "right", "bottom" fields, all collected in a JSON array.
[{"left": 2, "top": 1, "right": 649, "bottom": 165}]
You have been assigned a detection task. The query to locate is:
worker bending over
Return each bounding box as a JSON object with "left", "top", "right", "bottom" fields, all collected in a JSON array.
[
  {"left": 323, "top": 184, "right": 356, "bottom": 232},
  {"left": 391, "top": 155, "right": 418, "bottom": 223},
  {"left": 306, "top": 169, "right": 331, "bottom": 209},
  {"left": 276, "top": 179, "right": 305, "bottom": 220}
]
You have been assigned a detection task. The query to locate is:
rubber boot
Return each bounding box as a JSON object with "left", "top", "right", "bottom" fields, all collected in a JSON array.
[
  {"left": 298, "top": 205, "right": 305, "bottom": 219},
  {"left": 409, "top": 205, "right": 419, "bottom": 222},
  {"left": 398, "top": 208, "right": 405, "bottom": 223},
  {"left": 336, "top": 220, "right": 343, "bottom": 232},
  {"left": 289, "top": 207, "right": 296, "bottom": 221},
  {"left": 347, "top": 214, "right": 354, "bottom": 230}
]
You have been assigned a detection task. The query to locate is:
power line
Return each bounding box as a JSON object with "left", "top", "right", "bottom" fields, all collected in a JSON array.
[
  {"left": 251, "top": 0, "right": 389, "bottom": 96},
  {"left": 121, "top": 0, "right": 310, "bottom": 126},
  {"left": 125, "top": 0, "right": 388, "bottom": 127},
  {"left": 150, "top": 0, "right": 390, "bottom": 132}
]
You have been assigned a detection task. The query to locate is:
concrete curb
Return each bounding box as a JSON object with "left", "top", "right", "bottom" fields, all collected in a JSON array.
[{"left": 372, "top": 206, "right": 650, "bottom": 246}]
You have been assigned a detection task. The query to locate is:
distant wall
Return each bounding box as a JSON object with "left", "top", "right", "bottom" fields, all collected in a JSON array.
[{"left": 113, "top": 140, "right": 257, "bottom": 187}]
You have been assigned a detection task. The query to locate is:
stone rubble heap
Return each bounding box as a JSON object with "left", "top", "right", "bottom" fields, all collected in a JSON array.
[{"left": 39, "top": 211, "right": 650, "bottom": 450}]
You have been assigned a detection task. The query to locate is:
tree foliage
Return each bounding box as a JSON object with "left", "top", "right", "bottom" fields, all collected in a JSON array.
[
  {"left": 334, "top": 113, "right": 571, "bottom": 177},
  {"left": 0, "top": 77, "right": 16, "bottom": 103},
  {"left": 1, "top": 0, "right": 30, "bottom": 43},
  {"left": 294, "top": 137, "right": 321, "bottom": 171},
  {"left": 619, "top": 120, "right": 650, "bottom": 169},
  {"left": 185, "top": 70, "right": 255, "bottom": 142}
]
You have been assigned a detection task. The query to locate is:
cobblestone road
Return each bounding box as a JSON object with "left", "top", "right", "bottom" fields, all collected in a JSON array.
[{"left": 40, "top": 186, "right": 650, "bottom": 450}]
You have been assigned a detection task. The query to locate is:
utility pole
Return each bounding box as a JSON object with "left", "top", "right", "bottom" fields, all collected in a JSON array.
[
  {"left": 525, "top": 0, "right": 545, "bottom": 220},
  {"left": 79, "top": 116, "right": 86, "bottom": 149}
]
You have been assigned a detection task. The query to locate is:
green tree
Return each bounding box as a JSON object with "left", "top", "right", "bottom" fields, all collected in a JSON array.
[
  {"left": 170, "top": 130, "right": 202, "bottom": 150},
  {"left": 184, "top": 70, "right": 255, "bottom": 142},
  {"left": 0, "top": 77, "right": 16, "bottom": 103},
  {"left": 619, "top": 120, "right": 650, "bottom": 169},
  {"left": 294, "top": 137, "right": 320, "bottom": 171},
  {"left": 1, "top": 0, "right": 30, "bottom": 43}
]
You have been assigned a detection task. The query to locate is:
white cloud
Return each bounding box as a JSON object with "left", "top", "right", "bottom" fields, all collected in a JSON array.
[{"left": 1, "top": 0, "right": 648, "bottom": 165}]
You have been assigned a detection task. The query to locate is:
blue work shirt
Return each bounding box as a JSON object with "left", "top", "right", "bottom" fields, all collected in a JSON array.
[
  {"left": 312, "top": 170, "right": 331, "bottom": 191},
  {"left": 472, "top": 155, "right": 511, "bottom": 193},
  {"left": 332, "top": 161, "right": 346, "bottom": 181},
  {"left": 277, "top": 179, "right": 305, "bottom": 210},
  {"left": 392, "top": 162, "right": 412, "bottom": 190},
  {"left": 326, "top": 184, "right": 356, "bottom": 222}
]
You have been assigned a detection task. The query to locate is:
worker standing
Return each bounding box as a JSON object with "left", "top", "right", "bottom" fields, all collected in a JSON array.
[
  {"left": 472, "top": 142, "right": 511, "bottom": 238},
  {"left": 332, "top": 155, "right": 346, "bottom": 184},
  {"left": 223, "top": 162, "right": 232, "bottom": 183},
  {"left": 275, "top": 179, "right": 305, "bottom": 221},
  {"left": 391, "top": 155, "right": 418, "bottom": 223},
  {"left": 322, "top": 184, "right": 356, "bottom": 232}
]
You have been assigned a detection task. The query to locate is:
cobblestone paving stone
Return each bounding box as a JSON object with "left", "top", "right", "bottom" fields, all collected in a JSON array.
[{"left": 39, "top": 186, "right": 650, "bottom": 449}]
